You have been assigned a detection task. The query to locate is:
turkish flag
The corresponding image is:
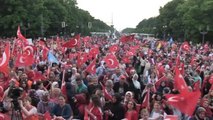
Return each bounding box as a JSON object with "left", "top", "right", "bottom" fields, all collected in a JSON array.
[
  {"left": 62, "top": 38, "right": 78, "bottom": 48},
  {"left": 109, "top": 44, "right": 119, "bottom": 53},
  {"left": 32, "top": 71, "right": 46, "bottom": 81},
  {"left": 0, "top": 43, "right": 10, "bottom": 76},
  {"left": 103, "top": 54, "right": 119, "bottom": 68},
  {"left": 15, "top": 54, "right": 34, "bottom": 67},
  {"left": 141, "top": 89, "right": 150, "bottom": 110},
  {"left": 100, "top": 82, "right": 113, "bottom": 101},
  {"left": 165, "top": 115, "right": 178, "bottom": 120},
  {"left": 85, "top": 59, "right": 96, "bottom": 74},
  {"left": 165, "top": 90, "right": 201, "bottom": 116},
  {"left": 17, "top": 25, "right": 28, "bottom": 44},
  {"left": 190, "top": 56, "right": 197, "bottom": 66},
  {"left": 89, "top": 47, "right": 99, "bottom": 57},
  {"left": 122, "top": 56, "right": 131, "bottom": 63},
  {"left": 77, "top": 52, "right": 88, "bottom": 67},
  {"left": 42, "top": 46, "right": 49, "bottom": 60},
  {"left": 120, "top": 34, "right": 135, "bottom": 43},
  {"left": 155, "top": 75, "right": 167, "bottom": 89},
  {"left": 23, "top": 45, "right": 35, "bottom": 56},
  {"left": 181, "top": 41, "right": 190, "bottom": 51},
  {"left": 174, "top": 67, "right": 189, "bottom": 94}
]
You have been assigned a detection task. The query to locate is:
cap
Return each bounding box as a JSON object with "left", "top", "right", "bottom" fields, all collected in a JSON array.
[{"left": 120, "top": 75, "right": 126, "bottom": 79}]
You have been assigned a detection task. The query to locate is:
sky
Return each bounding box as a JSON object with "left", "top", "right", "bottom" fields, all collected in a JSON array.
[{"left": 77, "top": 0, "right": 172, "bottom": 31}]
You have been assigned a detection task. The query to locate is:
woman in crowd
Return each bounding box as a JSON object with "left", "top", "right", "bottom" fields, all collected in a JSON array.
[
  {"left": 19, "top": 96, "right": 38, "bottom": 119},
  {"left": 85, "top": 94, "right": 103, "bottom": 120},
  {"left": 124, "top": 100, "right": 138, "bottom": 120},
  {"left": 51, "top": 95, "right": 73, "bottom": 120}
]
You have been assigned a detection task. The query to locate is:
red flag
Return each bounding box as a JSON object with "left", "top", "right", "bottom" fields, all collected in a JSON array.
[
  {"left": 17, "top": 25, "right": 28, "bottom": 44},
  {"left": 23, "top": 45, "right": 35, "bottom": 56},
  {"left": 0, "top": 43, "right": 10, "bottom": 76},
  {"left": 165, "top": 90, "right": 201, "bottom": 116},
  {"left": 100, "top": 82, "right": 113, "bottom": 101},
  {"left": 89, "top": 47, "right": 99, "bottom": 57},
  {"left": 165, "top": 115, "right": 178, "bottom": 120},
  {"left": 179, "top": 62, "right": 185, "bottom": 75},
  {"left": 120, "top": 34, "right": 135, "bottom": 43},
  {"left": 0, "top": 113, "right": 10, "bottom": 120},
  {"left": 190, "top": 56, "right": 196, "bottom": 66},
  {"left": 174, "top": 67, "right": 189, "bottom": 94},
  {"left": 77, "top": 52, "right": 88, "bottom": 67},
  {"left": 155, "top": 75, "right": 167, "bottom": 89},
  {"left": 15, "top": 54, "right": 34, "bottom": 67},
  {"left": 44, "top": 111, "right": 51, "bottom": 120},
  {"left": 62, "top": 39, "right": 78, "bottom": 48},
  {"left": 181, "top": 41, "right": 190, "bottom": 51},
  {"left": 32, "top": 71, "right": 46, "bottom": 81},
  {"left": 103, "top": 54, "right": 119, "bottom": 69},
  {"left": 42, "top": 46, "right": 49, "bottom": 60},
  {"left": 109, "top": 44, "right": 119, "bottom": 53},
  {"left": 122, "top": 56, "right": 131, "bottom": 63},
  {"left": 141, "top": 89, "right": 150, "bottom": 110},
  {"left": 85, "top": 59, "right": 96, "bottom": 74}
]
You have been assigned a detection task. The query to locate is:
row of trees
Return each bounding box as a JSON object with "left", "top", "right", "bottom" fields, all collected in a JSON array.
[
  {"left": 0, "top": 0, "right": 111, "bottom": 38},
  {"left": 134, "top": 0, "right": 213, "bottom": 43}
]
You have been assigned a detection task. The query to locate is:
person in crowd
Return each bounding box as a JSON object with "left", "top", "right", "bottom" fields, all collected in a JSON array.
[
  {"left": 124, "top": 100, "right": 138, "bottom": 120},
  {"left": 75, "top": 74, "right": 88, "bottom": 94},
  {"left": 85, "top": 94, "right": 103, "bottom": 120},
  {"left": 189, "top": 107, "right": 210, "bottom": 120},
  {"left": 139, "top": 108, "right": 150, "bottom": 120},
  {"left": 19, "top": 96, "right": 38, "bottom": 119},
  {"left": 37, "top": 91, "right": 55, "bottom": 114},
  {"left": 51, "top": 95, "right": 73, "bottom": 120},
  {"left": 113, "top": 75, "right": 129, "bottom": 96},
  {"left": 150, "top": 101, "right": 167, "bottom": 120}
]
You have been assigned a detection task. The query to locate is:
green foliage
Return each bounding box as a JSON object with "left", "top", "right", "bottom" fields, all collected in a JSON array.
[
  {"left": 0, "top": 0, "right": 111, "bottom": 37},
  {"left": 136, "top": 0, "right": 213, "bottom": 43}
]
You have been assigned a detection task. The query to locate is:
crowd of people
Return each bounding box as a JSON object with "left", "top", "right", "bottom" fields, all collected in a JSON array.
[{"left": 0, "top": 34, "right": 212, "bottom": 120}]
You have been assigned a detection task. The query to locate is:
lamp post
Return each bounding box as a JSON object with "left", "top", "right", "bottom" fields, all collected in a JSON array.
[
  {"left": 153, "top": 27, "right": 156, "bottom": 38},
  {"left": 163, "top": 25, "right": 167, "bottom": 40},
  {"left": 199, "top": 25, "right": 209, "bottom": 44}
]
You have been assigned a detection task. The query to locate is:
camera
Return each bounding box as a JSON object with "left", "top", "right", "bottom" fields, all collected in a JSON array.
[{"left": 8, "top": 87, "right": 23, "bottom": 110}]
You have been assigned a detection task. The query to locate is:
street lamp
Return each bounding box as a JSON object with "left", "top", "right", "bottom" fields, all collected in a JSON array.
[
  {"left": 153, "top": 27, "right": 156, "bottom": 38},
  {"left": 163, "top": 25, "right": 167, "bottom": 40},
  {"left": 199, "top": 25, "right": 209, "bottom": 44}
]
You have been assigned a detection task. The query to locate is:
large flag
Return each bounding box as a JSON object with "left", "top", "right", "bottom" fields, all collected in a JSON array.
[
  {"left": 62, "top": 34, "right": 80, "bottom": 48},
  {"left": 120, "top": 34, "right": 135, "bottom": 43},
  {"left": 17, "top": 25, "right": 28, "bottom": 44},
  {"left": 103, "top": 54, "right": 119, "bottom": 68},
  {"left": 174, "top": 67, "right": 189, "bottom": 94},
  {"left": 109, "top": 44, "right": 119, "bottom": 53},
  {"left": 85, "top": 59, "right": 96, "bottom": 74},
  {"left": 48, "top": 52, "right": 59, "bottom": 64},
  {"left": 15, "top": 54, "right": 34, "bottom": 67},
  {"left": 165, "top": 90, "right": 201, "bottom": 116},
  {"left": 0, "top": 43, "right": 10, "bottom": 76}
]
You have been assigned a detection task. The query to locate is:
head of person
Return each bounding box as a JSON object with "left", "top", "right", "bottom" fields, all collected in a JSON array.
[
  {"left": 41, "top": 91, "right": 50, "bottom": 103},
  {"left": 125, "top": 91, "right": 134, "bottom": 102},
  {"left": 119, "top": 75, "right": 126, "bottom": 84},
  {"left": 58, "top": 95, "right": 66, "bottom": 107},
  {"left": 153, "top": 101, "right": 162, "bottom": 112},
  {"left": 140, "top": 108, "right": 149, "bottom": 120},
  {"left": 195, "top": 107, "right": 206, "bottom": 119},
  {"left": 76, "top": 75, "right": 83, "bottom": 86},
  {"left": 91, "top": 94, "right": 101, "bottom": 107},
  {"left": 105, "top": 80, "right": 113, "bottom": 89},
  {"left": 127, "top": 100, "right": 136, "bottom": 110},
  {"left": 23, "top": 96, "right": 32, "bottom": 107},
  {"left": 112, "top": 93, "right": 122, "bottom": 104}
]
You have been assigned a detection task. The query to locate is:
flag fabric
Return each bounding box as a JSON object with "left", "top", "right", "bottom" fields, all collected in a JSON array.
[
  {"left": 141, "top": 89, "right": 150, "bottom": 110},
  {"left": 120, "top": 35, "right": 135, "bottom": 43},
  {"left": 62, "top": 39, "right": 78, "bottom": 48},
  {"left": 85, "top": 59, "right": 96, "bottom": 74},
  {"left": 103, "top": 54, "right": 119, "bottom": 69},
  {"left": 109, "top": 44, "right": 119, "bottom": 53},
  {"left": 48, "top": 52, "right": 59, "bottom": 64},
  {"left": 174, "top": 67, "right": 189, "bottom": 94},
  {"left": 32, "top": 71, "right": 46, "bottom": 81},
  {"left": 100, "top": 82, "right": 113, "bottom": 101},
  {"left": 42, "top": 46, "right": 49, "bottom": 60},
  {"left": 77, "top": 52, "right": 88, "bottom": 67},
  {"left": 0, "top": 43, "right": 10, "bottom": 76},
  {"left": 181, "top": 41, "right": 190, "bottom": 51},
  {"left": 165, "top": 90, "right": 201, "bottom": 116},
  {"left": 17, "top": 25, "right": 28, "bottom": 44},
  {"left": 15, "top": 54, "right": 34, "bottom": 67}
]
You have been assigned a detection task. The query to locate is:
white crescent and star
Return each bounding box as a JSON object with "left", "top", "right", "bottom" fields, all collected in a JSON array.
[
  {"left": 19, "top": 56, "right": 25, "bottom": 63},
  {"left": 167, "top": 96, "right": 179, "bottom": 102},
  {"left": 24, "top": 46, "right": 34, "bottom": 54},
  {"left": 108, "top": 59, "right": 114, "bottom": 65},
  {"left": 72, "top": 39, "right": 78, "bottom": 46},
  {"left": 0, "top": 52, "right": 7, "bottom": 66},
  {"left": 91, "top": 65, "right": 95, "bottom": 71}
]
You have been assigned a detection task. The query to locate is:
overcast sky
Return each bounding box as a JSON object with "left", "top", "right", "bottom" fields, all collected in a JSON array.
[{"left": 76, "top": 0, "right": 172, "bottom": 31}]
